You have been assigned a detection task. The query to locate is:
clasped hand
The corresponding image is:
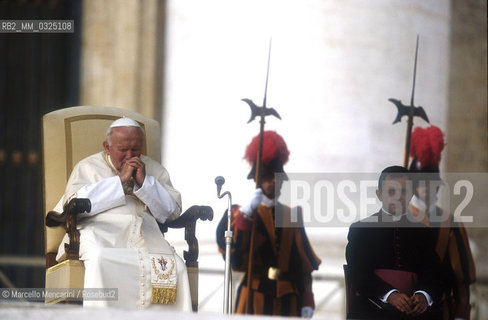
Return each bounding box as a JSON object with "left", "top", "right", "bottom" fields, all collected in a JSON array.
[
  {"left": 240, "top": 188, "right": 263, "bottom": 218},
  {"left": 387, "top": 292, "right": 428, "bottom": 316},
  {"left": 119, "top": 157, "right": 146, "bottom": 186}
]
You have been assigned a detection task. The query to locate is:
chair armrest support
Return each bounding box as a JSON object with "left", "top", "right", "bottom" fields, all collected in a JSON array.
[
  {"left": 45, "top": 198, "right": 91, "bottom": 261},
  {"left": 160, "top": 205, "right": 214, "bottom": 267}
]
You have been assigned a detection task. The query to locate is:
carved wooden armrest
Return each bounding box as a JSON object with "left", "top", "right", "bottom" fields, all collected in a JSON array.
[
  {"left": 160, "top": 205, "right": 214, "bottom": 267},
  {"left": 45, "top": 198, "right": 91, "bottom": 261}
]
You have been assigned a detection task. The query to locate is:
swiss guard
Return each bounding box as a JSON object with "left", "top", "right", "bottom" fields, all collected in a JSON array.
[
  {"left": 408, "top": 125, "right": 476, "bottom": 320},
  {"left": 216, "top": 130, "right": 321, "bottom": 317}
]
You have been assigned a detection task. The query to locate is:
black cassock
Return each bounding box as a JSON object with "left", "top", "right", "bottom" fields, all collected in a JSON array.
[{"left": 345, "top": 210, "right": 442, "bottom": 320}]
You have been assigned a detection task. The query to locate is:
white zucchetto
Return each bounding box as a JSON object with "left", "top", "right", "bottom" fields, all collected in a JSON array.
[{"left": 109, "top": 117, "right": 141, "bottom": 128}]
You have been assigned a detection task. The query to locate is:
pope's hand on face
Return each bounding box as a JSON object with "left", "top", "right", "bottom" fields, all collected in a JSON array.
[
  {"left": 125, "top": 157, "right": 146, "bottom": 186},
  {"left": 119, "top": 161, "right": 135, "bottom": 183}
]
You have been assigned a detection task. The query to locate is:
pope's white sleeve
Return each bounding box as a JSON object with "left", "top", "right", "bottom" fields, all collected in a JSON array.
[
  {"left": 75, "top": 176, "right": 126, "bottom": 216},
  {"left": 133, "top": 175, "right": 176, "bottom": 224}
]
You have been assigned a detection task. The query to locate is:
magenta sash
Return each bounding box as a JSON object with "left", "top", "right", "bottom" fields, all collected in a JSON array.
[{"left": 374, "top": 269, "right": 418, "bottom": 296}]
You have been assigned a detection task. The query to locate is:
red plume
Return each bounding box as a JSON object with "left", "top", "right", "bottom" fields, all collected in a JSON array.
[
  {"left": 410, "top": 125, "right": 445, "bottom": 169},
  {"left": 244, "top": 131, "right": 289, "bottom": 166}
]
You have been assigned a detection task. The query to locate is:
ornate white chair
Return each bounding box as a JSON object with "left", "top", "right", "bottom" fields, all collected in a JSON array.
[{"left": 42, "top": 106, "right": 212, "bottom": 311}]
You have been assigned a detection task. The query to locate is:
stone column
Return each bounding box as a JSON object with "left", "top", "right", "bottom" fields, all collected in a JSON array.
[
  {"left": 446, "top": 0, "right": 488, "bottom": 307},
  {"left": 80, "top": 0, "right": 165, "bottom": 120},
  {"left": 446, "top": 0, "right": 487, "bottom": 172}
]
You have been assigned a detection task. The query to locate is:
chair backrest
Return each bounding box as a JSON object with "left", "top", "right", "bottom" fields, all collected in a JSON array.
[{"left": 42, "top": 106, "right": 161, "bottom": 264}]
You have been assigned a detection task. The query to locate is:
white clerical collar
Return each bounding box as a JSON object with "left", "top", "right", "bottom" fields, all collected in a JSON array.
[
  {"left": 381, "top": 208, "right": 405, "bottom": 222},
  {"left": 410, "top": 194, "right": 437, "bottom": 214},
  {"left": 261, "top": 194, "right": 275, "bottom": 207},
  {"left": 104, "top": 153, "right": 119, "bottom": 174}
]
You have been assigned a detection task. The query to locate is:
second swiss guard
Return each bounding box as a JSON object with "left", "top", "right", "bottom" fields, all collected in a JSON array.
[{"left": 408, "top": 125, "right": 476, "bottom": 320}]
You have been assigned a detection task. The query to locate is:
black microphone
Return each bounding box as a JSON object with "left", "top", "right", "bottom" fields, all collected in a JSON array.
[{"left": 215, "top": 176, "right": 225, "bottom": 195}]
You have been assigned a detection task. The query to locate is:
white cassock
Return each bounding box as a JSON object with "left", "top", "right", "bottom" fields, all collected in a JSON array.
[{"left": 54, "top": 151, "right": 192, "bottom": 311}]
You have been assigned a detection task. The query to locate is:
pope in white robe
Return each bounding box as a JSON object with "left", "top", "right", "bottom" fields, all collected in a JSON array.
[{"left": 54, "top": 118, "right": 192, "bottom": 311}]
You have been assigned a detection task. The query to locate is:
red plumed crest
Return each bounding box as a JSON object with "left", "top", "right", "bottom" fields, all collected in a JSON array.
[
  {"left": 244, "top": 131, "right": 289, "bottom": 166},
  {"left": 410, "top": 125, "right": 445, "bottom": 169}
]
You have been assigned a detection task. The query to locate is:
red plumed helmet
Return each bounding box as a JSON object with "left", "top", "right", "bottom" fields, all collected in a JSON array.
[
  {"left": 244, "top": 131, "right": 289, "bottom": 180},
  {"left": 410, "top": 125, "right": 445, "bottom": 171},
  {"left": 244, "top": 131, "right": 289, "bottom": 165}
]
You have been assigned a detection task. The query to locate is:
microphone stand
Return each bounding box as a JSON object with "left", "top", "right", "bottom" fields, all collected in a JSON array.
[{"left": 215, "top": 176, "right": 233, "bottom": 314}]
